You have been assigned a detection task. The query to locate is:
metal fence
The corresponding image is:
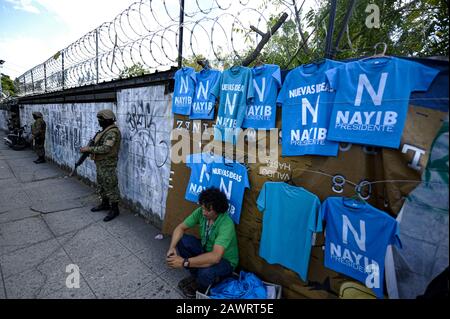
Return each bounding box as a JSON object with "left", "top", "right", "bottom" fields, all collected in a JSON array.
[{"left": 16, "top": 0, "right": 314, "bottom": 96}]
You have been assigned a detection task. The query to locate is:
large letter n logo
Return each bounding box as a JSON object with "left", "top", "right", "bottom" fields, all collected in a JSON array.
[{"left": 342, "top": 215, "right": 366, "bottom": 252}]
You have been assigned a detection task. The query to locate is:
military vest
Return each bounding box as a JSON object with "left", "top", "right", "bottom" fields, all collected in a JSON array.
[
  {"left": 32, "top": 118, "right": 46, "bottom": 138},
  {"left": 91, "top": 124, "right": 121, "bottom": 162}
]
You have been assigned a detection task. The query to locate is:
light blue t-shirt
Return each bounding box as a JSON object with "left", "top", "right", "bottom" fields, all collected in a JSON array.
[
  {"left": 277, "top": 59, "right": 343, "bottom": 156},
  {"left": 211, "top": 66, "right": 254, "bottom": 144},
  {"left": 326, "top": 57, "right": 439, "bottom": 148},
  {"left": 190, "top": 68, "right": 221, "bottom": 120},
  {"left": 185, "top": 153, "right": 222, "bottom": 203},
  {"left": 242, "top": 64, "right": 281, "bottom": 129},
  {"left": 318, "top": 197, "right": 402, "bottom": 298},
  {"left": 208, "top": 159, "right": 250, "bottom": 224},
  {"left": 172, "top": 67, "right": 196, "bottom": 115},
  {"left": 256, "top": 182, "right": 321, "bottom": 282}
]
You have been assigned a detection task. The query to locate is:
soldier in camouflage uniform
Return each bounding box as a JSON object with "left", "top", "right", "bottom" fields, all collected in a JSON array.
[
  {"left": 80, "top": 109, "right": 122, "bottom": 222},
  {"left": 31, "top": 111, "right": 46, "bottom": 164},
  {"left": 8, "top": 111, "right": 20, "bottom": 131}
]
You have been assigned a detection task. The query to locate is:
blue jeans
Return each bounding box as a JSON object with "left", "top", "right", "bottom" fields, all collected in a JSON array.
[{"left": 176, "top": 234, "right": 233, "bottom": 291}]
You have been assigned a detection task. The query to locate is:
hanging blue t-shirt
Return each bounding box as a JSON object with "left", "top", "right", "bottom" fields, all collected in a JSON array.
[
  {"left": 242, "top": 64, "right": 281, "bottom": 129},
  {"left": 190, "top": 68, "right": 221, "bottom": 120},
  {"left": 184, "top": 153, "right": 224, "bottom": 203},
  {"left": 318, "top": 197, "right": 402, "bottom": 298},
  {"left": 172, "top": 67, "right": 196, "bottom": 115},
  {"left": 208, "top": 159, "right": 250, "bottom": 224},
  {"left": 211, "top": 66, "right": 254, "bottom": 144},
  {"left": 277, "top": 59, "right": 344, "bottom": 157},
  {"left": 326, "top": 57, "right": 439, "bottom": 148},
  {"left": 257, "top": 182, "right": 321, "bottom": 282}
]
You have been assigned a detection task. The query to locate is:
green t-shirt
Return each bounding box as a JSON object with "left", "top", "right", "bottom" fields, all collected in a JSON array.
[{"left": 183, "top": 207, "right": 239, "bottom": 268}]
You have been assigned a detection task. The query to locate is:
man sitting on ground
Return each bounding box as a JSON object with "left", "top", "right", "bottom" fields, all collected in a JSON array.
[{"left": 166, "top": 187, "right": 238, "bottom": 298}]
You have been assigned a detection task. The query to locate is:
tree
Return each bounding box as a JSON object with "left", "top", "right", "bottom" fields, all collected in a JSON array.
[
  {"left": 177, "top": 1, "right": 448, "bottom": 73},
  {"left": 186, "top": 0, "right": 448, "bottom": 71},
  {"left": 304, "top": 0, "right": 449, "bottom": 60},
  {"left": 1, "top": 74, "right": 17, "bottom": 97}
]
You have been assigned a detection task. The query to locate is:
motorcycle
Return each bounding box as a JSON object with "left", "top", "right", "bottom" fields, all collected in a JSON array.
[{"left": 3, "top": 124, "right": 29, "bottom": 151}]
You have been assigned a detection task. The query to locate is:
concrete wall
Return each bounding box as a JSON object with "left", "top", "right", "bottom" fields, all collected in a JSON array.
[
  {"left": 0, "top": 110, "right": 8, "bottom": 131},
  {"left": 20, "top": 85, "right": 173, "bottom": 227}
]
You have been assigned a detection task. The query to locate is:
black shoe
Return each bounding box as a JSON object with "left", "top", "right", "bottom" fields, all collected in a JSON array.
[
  {"left": 103, "top": 202, "right": 119, "bottom": 222},
  {"left": 179, "top": 281, "right": 198, "bottom": 299},
  {"left": 91, "top": 198, "right": 110, "bottom": 212},
  {"left": 177, "top": 276, "right": 196, "bottom": 290},
  {"left": 35, "top": 157, "right": 46, "bottom": 164},
  {"left": 33, "top": 157, "right": 40, "bottom": 163}
]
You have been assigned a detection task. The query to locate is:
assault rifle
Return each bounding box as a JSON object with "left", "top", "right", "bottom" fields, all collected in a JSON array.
[{"left": 70, "top": 131, "right": 100, "bottom": 177}]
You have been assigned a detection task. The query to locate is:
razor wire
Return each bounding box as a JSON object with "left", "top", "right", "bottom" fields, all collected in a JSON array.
[{"left": 16, "top": 0, "right": 308, "bottom": 96}]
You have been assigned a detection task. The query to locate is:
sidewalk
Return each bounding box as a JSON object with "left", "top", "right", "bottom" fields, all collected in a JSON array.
[{"left": 0, "top": 132, "right": 187, "bottom": 299}]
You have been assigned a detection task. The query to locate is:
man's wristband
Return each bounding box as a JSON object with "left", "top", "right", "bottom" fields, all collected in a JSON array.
[{"left": 183, "top": 258, "right": 190, "bottom": 268}]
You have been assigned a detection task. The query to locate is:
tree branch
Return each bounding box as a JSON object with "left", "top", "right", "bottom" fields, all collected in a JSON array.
[
  {"left": 241, "top": 12, "right": 289, "bottom": 67},
  {"left": 292, "top": 0, "right": 310, "bottom": 55}
]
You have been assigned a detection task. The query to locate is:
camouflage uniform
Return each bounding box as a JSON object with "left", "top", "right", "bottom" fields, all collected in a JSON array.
[
  {"left": 11, "top": 116, "right": 20, "bottom": 130},
  {"left": 9, "top": 112, "right": 20, "bottom": 130},
  {"left": 88, "top": 119, "right": 122, "bottom": 204},
  {"left": 31, "top": 112, "right": 46, "bottom": 158}
]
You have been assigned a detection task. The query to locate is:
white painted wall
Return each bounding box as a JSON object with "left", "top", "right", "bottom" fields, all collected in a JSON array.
[
  {"left": 20, "top": 85, "right": 173, "bottom": 224},
  {"left": 0, "top": 110, "right": 8, "bottom": 131},
  {"left": 117, "top": 86, "right": 173, "bottom": 222}
]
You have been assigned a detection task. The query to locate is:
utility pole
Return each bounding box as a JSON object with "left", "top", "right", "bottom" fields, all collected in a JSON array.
[
  {"left": 325, "top": 0, "right": 338, "bottom": 58},
  {"left": 177, "top": 0, "right": 185, "bottom": 69}
]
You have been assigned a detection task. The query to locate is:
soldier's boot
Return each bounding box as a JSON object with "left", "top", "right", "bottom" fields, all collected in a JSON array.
[
  {"left": 91, "top": 198, "right": 110, "bottom": 212},
  {"left": 103, "top": 202, "right": 119, "bottom": 222},
  {"left": 33, "top": 157, "right": 41, "bottom": 163},
  {"left": 35, "top": 156, "right": 46, "bottom": 164}
]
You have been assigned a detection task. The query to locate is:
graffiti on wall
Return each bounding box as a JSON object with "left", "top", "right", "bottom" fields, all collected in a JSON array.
[
  {"left": 0, "top": 110, "right": 8, "bottom": 131},
  {"left": 20, "top": 85, "right": 173, "bottom": 223},
  {"left": 20, "top": 103, "right": 109, "bottom": 183},
  {"left": 118, "top": 86, "right": 172, "bottom": 220}
]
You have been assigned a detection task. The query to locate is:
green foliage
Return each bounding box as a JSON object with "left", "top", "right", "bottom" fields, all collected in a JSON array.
[
  {"left": 1, "top": 74, "right": 17, "bottom": 97},
  {"left": 183, "top": 0, "right": 448, "bottom": 71},
  {"left": 120, "top": 62, "right": 148, "bottom": 78},
  {"left": 182, "top": 55, "right": 206, "bottom": 71},
  {"left": 182, "top": 51, "right": 238, "bottom": 71},
  {"left": 305, "top": 0, "right": 449, "bottom": 60}
]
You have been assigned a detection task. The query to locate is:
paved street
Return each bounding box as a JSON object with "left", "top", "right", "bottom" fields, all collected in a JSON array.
[{"left": 0, "top": 132, "right": 187, "bottom": 299}]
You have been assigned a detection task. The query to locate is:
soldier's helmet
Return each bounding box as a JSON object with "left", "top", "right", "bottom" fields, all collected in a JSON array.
[
  {"left": 32, "top": 111, "right": 43, "bottom": 118},
  {"left": 97, "top": 109, "right": 116, "bottom": 121}
]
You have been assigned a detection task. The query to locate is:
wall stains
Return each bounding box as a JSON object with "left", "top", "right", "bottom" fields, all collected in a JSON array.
[
  {"left": 118, "top": 86, "right": 173, "bottom": 221},
  {"left": 0, "top": 110, "right": 8, "bottom": 131},
  {"left": 19, "top": 85, "right": 173, "bottom": 224}
]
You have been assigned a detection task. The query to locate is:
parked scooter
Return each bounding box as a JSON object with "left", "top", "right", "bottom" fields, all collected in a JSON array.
[{"left": 4, "top": 124, "right": 29, "bottom": 150}]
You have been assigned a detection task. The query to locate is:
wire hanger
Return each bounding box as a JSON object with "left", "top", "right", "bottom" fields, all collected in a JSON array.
[
  {"left": 303, "top": 53, "right": 327, "bottom": 70},
  {"left": 208, "top": 148, "right": 234, "bottom": 167},
  {"left": 254, "top": 55, "right": 264, "bottom": 67},
  {"left": 230, "top": 55, "right": 242, "bottom": 69},
  {"left": 360, "top": 42, "right": 390, "bottom": 61},
  {"left": 223, "top": 149, "right": 234, "bottom": 167},
  {"left": 343, "top": 183, "right": 368, "bottom": 208},
  {"left": 285, "top": 170, "right": 297, "bottom": 186},
  {"left": 309, "top": 56, "right": 326, "bottom": 65},
  {"left": 197, "top": 58, "right": 210, "bottom": 70},
  {"left": 343, "top": 195, "right": 365, "bottom": 208}
]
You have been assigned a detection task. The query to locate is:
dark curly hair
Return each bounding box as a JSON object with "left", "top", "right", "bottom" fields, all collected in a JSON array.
[{"left": 198, "top": 187, "right": 229, "bottom": 214}]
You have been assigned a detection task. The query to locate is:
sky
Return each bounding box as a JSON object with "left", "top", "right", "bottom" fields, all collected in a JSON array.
[
  {"left": 0, "top": 0, "right": 315, "bottom": 80},
  {"left": 0, "top": 0, "right": 139, "bottom": 79}
]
